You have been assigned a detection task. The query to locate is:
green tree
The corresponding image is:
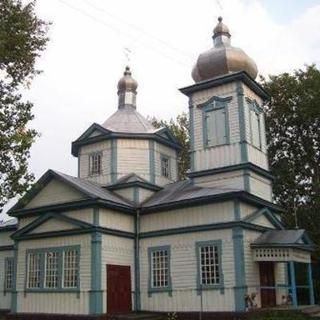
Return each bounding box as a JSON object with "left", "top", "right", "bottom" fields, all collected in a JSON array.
[
  {"left": 0, "top": 0, "right": 49, "bottom": 209},
  {"left": 150, "top": 112, "right": 190, "bottom": 179},
  {"left": 261, "top": 65, "right": 320, "bottom": 250}
]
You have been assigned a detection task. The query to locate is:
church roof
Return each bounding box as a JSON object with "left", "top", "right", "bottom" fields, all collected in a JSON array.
[{"left": 101, "top": 105, "right": 157, "bottom": 134}]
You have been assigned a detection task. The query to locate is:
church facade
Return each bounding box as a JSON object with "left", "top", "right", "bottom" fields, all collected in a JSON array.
[{"left": 0, "top": 18, "right": 315, "bottom": 317}]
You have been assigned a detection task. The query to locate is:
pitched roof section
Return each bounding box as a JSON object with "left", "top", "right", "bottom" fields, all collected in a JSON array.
[{"left": 102, "top": 106, "right": 157, "bottom": 134}]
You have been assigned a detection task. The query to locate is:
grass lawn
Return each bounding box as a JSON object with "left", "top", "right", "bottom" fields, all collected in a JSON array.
[{"left": 251, "top": 310, "right": 312, "bottom": 320}]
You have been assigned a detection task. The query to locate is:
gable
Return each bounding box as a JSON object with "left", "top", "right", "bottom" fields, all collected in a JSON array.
[
  {"left": 243, "top": 207, "right": 284, "bottom": 230},
  {"left": 88, "top": 129, "right": 104, "bottom": 138},
  {"left": 25, "top": 178, "right": 86, "bottom": 209},
  {"left": 29, "top": 218, "right": 78, "bottom": 234},
  {"left": 251, "top": 214, "right": 275, "bottom": 228}
]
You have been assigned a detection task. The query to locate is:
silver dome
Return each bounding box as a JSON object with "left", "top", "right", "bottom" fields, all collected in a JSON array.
[{"left": 192, "top": 17, "right": 258, "bottom": 82}]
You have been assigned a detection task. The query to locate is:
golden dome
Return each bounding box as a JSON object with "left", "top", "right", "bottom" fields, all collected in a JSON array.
[{"left": 192, "top": 17, "right": 258, "bottom": 82}]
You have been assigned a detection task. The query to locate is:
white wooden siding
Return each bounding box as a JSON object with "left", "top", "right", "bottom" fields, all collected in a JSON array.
[
  {"left": 114, "top": 188, "right": 135, "bottom": 203},
  {"left": 25, "top": 179, "right": 85, "bottom": 209},
  {"left": 79, "top": 140, "right": 112, "bottom": 185},
  {"left": 140, "top": 229, "right": 235, "bottom": 311},
  {"left": 0, "top": 231, "right": 14, "bottom": 246},
  {"left": 139, "top": 189, "right": 155, "bottom": 203},
  {"left": 19, "top": 217, "right": 37, "bottom": 229},
  {"left": 193, "top": 170, "right": 245, "bottom": 190},
  {"left": 101, "top": 235, "right": 135, "bottom": 313},
  {"left": 239, "top": 203, "right": 257, "bottom": 219},
  {"left": 250, "top": 214, "right": 274, "bottom": 229},
  {"left": 247, "top": 145, "right": 269, "bottom": 170},
  {"left": 16, "top": 235, "right": 91, "bottom": 314},
  {"left": 99, "top": 208, "right": 134, "bottom": 233},
  {"left": 29, "top": 218, "right": 78, "bottom": 234},
  {"left": 249, "top": 172, "right": 272, "bottom": 201},
  {"left": 140, "top": 201, "right": 234, "bottom": 233},
  {"left": 0, "top": 250, "right": 14, "bottom": 310},
  {"left": 64, "top": 208, "right": 93, "bottom": 224}
]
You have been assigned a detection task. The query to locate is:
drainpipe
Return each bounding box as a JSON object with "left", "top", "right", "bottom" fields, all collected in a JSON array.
[{"left": 134, "top": 209, "right": 141, "bottom": 311}]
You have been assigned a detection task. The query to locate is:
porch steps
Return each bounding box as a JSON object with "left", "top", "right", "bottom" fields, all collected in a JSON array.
[
  {"left": 108, "top": 312, "right": 166, "bottom": 320},
  {"left": 300, "top": 305, "right": 320, "bottom": 318}
]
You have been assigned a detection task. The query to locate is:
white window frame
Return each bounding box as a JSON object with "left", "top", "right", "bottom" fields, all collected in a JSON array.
[
  {"left": 62, "top": 249, "right": 79, "bottom": 289},
  {"left": 27, "top": 252, "right": 42, "bottom": 289}
]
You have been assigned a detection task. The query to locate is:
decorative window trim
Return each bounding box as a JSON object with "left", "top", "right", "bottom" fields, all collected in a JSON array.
[
  {"left": 246, "top": 97, "right": 263, "bottom": 151},
  {"left": 25, "top": 245, "right": 80, "bottom": 293},
  {"left": 4, "top": 257, "right": 14, "bottom": 292},
  {"left": 195, "top": 240, "right": 224, "bottom": 294},
  {"left": 199, "top": 96, "right": 232, "bottom": 148},
  {"left": 160, "top": 154, "right": 171, "bottom": 178},
  {"left": 89, "top": 152, "right": 102, "bottom": 176},
  {"left": 148, "top": 245, "right": 172, "bottom": 296}
]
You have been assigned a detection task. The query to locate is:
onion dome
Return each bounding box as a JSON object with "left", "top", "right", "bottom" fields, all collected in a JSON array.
[
  {"left": 192, "top": 17, "right": 258, "bottom": 82},
  {"left": 117, "top": 66, "right": 138, "bottom": 94}
]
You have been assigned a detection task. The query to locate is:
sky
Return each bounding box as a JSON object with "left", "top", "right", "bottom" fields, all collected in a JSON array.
[{"left": 2, "top": 0, "right": 320, "bottom": 219}]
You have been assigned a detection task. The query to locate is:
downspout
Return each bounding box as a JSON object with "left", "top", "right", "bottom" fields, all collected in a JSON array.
[{"left": 134, "top": 208, "right": 141, "bottom": 311}]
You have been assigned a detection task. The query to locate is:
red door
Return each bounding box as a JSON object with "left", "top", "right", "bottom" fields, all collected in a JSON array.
[
  {"left": 107, "top": 264, "right": 132, "bottom": 314},
  {"left": 259, "top": 262, "right": 276, "bottom": 307}
]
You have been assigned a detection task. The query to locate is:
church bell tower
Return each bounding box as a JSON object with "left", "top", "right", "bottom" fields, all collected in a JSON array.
[{"left": 180, "top": 17, "right": 273, "bottom": 201}]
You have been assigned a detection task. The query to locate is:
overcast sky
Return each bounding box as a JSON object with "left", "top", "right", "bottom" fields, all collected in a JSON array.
[{"left": 2, "top": 0, "right": 320, "bottom": 219}]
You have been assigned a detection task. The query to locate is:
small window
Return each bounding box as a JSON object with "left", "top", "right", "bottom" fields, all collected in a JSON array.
[
  {"left": 150, "top": 248, "right": 170, "bottom": 289},
  {"left": 161, "top": 156, "right": 170, "bottom": 178},
  {"left": 5, "top": 258, "right": 14, "bottom": 290},
  {"left": 89, "top": 152, "right": 102, "bottom": 176},
  {"left": 63, "top": 249, "right": 79, "bottom": 288},
  {"left": 27, "top": 252, "right": 42, "bottom": 289}
]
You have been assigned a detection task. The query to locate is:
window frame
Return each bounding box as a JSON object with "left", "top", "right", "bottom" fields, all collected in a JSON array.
[
  {"left": 25, "top": 245, "right": 80, "bottom": 293},
  {"left": 196, "top": 240, "right": 224, "bottom": 293},
  {"left": 200, "top": 96, "right": 232, "bottom": 148},
  {"left": 4, "top": 257, "right": 14, "bottom": 292},
  {"left": 247, "top": 99, "right": 263, "bottom": 151},
  {"left": 148, "top": 245, "right": 172, "bottom": 296},
  {"left": 89, "top": 152, "right": 102, "bottom": 176},
  {"left": 160, "top": 154, "right": 170, "bottom": 178}
]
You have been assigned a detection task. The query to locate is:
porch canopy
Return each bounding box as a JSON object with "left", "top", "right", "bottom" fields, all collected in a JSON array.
[{"left": 251, "top": 229, "right": 315, "bottom": 307}]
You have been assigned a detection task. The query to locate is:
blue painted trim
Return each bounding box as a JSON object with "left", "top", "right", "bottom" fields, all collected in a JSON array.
[
  {"left": 236, "top": 82, "right": 248, "bottom": 163},
  {"left": 247, "top": 99, "right": 263, "bottom": 150},
  {"left": 93, "top": 207, "right": 99, "bottom": 226},
  {"left": 10, "top": 242, "right": 18, "bottom": 313},
  {"left": 89, "top": 232, "right": 103, "bottom": 314},
  {"left": 195, "top": 240, "right": 224, "bottom": 294},
  {"left": 111, "top": 139, "right": 117, "bottom": 183},
  {"left": 133, "top": 187, "right": 139, "bottom": 205},
  {"left": 232, "top": 227, "right": 247, "bottom": 311},
  {"left": 307, "top": 263, "right": 315, "bottom": 305},
  {"left": 148, "top": 245, "right": 172, "bottom": 297},
  {"left": 149, "top": 140, "right": 155, "bottom": 184},
  {"left": 234, "top": 199, "right": 241, "bottom": 221},
  {"left": 289, "top": 261, "right": 298, "bottom": 308},
  {"left": 189, "top": 100, "right": 195, "bottom": 171},
  {"left": 244, "top": 170, "right": 250, "bottom": 193},
  {"left": 25, "top": 245, "right": 80, "bottom": 293}
]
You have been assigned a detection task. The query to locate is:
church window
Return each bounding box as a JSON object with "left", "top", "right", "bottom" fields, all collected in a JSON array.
[
  {"left": 249, "top": 103, "right": 262, "bottom": 149},
  {"left": 4, "top": 257, "right": 14, "bottom": 290},
  {"left": 161, "top": 155, "right": 170, "bottom": 178},
  {"left": 89, "top": 152, "right": 102, "bottom": 175},
  {"left": 196, "top": 240, "right": 223, "bottom": 288},
  {"left": 148, "top": 246, "right": 171, "bottom": 292},
  {"left": 203, "top": 101, "right": 229, "bottom": 147},
  {"left": 26, "top": 246, "right": 80, "bottom": 291}
]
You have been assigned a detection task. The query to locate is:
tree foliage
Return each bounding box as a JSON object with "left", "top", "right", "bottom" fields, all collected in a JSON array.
[
  {"left": 0, "top": 0, "right": 49, "bottom": 209},
  {"left": 150, "top": 112, "right": 190, "bottom": 179},
  {"left": 261, "top": 65, "right": 320, "bottom": 248}
]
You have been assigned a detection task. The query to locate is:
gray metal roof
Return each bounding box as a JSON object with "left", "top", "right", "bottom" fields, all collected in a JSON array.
[
  {"left": 142, "top": 179, "right": 240, "bottom": 208},
  {"left": 102, "top": 106, "right": 158, "bottom": 134},
  {"left": 253, "top": 230, "right": 307, "bottom": 245},
  {"left": 114, "top": 173, "right": 152, "bottom": 185}
]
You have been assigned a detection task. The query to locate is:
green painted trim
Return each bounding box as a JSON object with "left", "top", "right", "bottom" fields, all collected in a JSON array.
[
  {"left": 247, "top": 100, "right": 263, "bottom": 150},
  {"left": 234, "top": 199, "right": 241, "bottom": 221},
  {"left": 307, "top": 263, "right": 315, "bottom": 305},
  {"left": 188, "top": 162, "right": 274, "bottom": 181},
  {"left": 289, "top": 261, "right": 298, "bottom": 308},
  {"left": 236, "top": 81, "right": 248, "bottom": 163},
  {"left": 148, "top": 245, "right": 172, "bottom": 297},
  {"left": 111, "top": 139, "right": 117, "bottom": 183},
  {"left": 189, "top": 100, "right": 195, "bottom": 171},
  {"left": 133, "top": 187, "right": 139, "bottom": 205},
  {"left": 244, "top": 170, "right": 250, "bottom": 193},
  {"left": 180, "top": 71, "right": 270, "bottom": 101},
  {"left": 244, "top": 207, "right": 285, "bottom": 230},
  {"left": 149, "top": 140, "right": 155, "bottom": 184},
  {"left": 89, "top": 232, "right": 103, "bottom": 314},
  {"left": 195, "top": 240, "right": 224, "bottom": 294},
  {"left": 25, "top": 245, "right": 80, "bottom": 293},
  {"left": 0, "top": 245, "right": 14, "bottom": 251},
  {"left": 134, "top": 211, "right": 141, "bottom": 311},
  {"left": 0, "top": 225, "right": 17, "bottom": 232},
  {"left": 10, "top": 242, "right": 18, "bottom": 313},
  {"left": 232, "top": 227, "right": 247, "bottom": 311},
  {"left": 140, "top": 221, "right": 271, "bottom": 239}
]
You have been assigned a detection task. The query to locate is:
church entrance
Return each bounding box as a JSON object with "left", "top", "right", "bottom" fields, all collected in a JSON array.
[
  {"left": 107, "top": 264, "right": 132, "bottom": 314},
  {"left": 259, "top": 262, "right": 276, "bottom": 307}
]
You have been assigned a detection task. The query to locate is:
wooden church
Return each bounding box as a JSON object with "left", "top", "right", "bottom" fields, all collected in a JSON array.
[{"left": 0, "top": 17, "right": 315, "bottom": 317}]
